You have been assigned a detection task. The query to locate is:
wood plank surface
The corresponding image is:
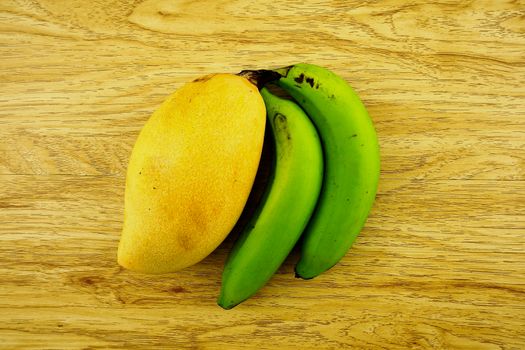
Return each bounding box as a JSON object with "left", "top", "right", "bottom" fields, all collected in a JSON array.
[{"left": 1, "top": 1, "right": 524, "bottom": 349}]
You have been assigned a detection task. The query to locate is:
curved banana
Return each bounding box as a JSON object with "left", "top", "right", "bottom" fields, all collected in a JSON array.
[
  {"left": 275, "top": 63, "right": 380, "bottom": 279},
  {"left": 218, "top": 87, "right": 323, "bottom": 309}
]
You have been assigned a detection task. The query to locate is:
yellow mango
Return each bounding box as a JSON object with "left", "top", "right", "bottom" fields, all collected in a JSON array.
[{"left": 118, "top": 73, "right": 266, "bottom": 274}]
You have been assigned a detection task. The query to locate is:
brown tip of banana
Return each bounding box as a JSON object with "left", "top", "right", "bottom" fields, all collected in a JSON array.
[
  {"left": 237, "top": 69, "right": 282, "bottom": 89},
  {"left": 294, "top": 268, "right": 314, "bottom": 280}
]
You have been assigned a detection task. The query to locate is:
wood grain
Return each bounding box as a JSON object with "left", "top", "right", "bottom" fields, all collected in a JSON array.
[{"left": 1, "top": 0, "right": 524, "bottom": 349}]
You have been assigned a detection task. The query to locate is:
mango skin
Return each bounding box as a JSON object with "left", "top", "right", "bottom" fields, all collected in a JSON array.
[{"left": 118, "top": 74, "right": 266, "bottom": 274}]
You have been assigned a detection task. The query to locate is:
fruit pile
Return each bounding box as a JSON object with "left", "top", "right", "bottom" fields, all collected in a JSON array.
[{"left": 117, "top": 63, "right": 380, "bottom": 309}]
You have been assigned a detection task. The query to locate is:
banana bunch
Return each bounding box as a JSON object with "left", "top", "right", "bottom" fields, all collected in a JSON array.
[{"left": 219, "top": 63, "right": 380, "bottom": 309}]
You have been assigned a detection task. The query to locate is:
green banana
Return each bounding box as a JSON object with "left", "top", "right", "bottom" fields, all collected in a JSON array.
[
  {"left": 275, "top": 63, "right": 380, "bottom": 279},
  {"left": 218, "top": 87, "right": 323, "bottom": 309}
]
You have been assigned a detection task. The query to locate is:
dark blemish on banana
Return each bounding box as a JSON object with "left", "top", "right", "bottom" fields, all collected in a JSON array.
[
  {"left": 274, "top": 113, "right": 287, "bottom": 125},
  {"left": 139, "top": 171, "right": 141, "bottom": 174},
  {"left": 294, "top": 84, "right": 301, "bottom": 88},
  {"left": 361, "top": 144, "right": 364, "bottom": 147},
  {"left": 315, "top": 83, "right": 320, "bottom": 89},
  {"left": 274, "top": 113, "right": 291, "bottom": 140},
  {"left": 153, "top": 186, "right": 156, "bottom": 189},
  {"left": 330, "top": 94, "right": 335, "bottom": 99},
  {"left": 352, "top": 134, "right": 357, "bottom": 137},
  {"left": 305, "top": 77, "right": 315, "bottom": 88},
  {"left": 294, "top": 73, "right": 305, "bottom": 84}
]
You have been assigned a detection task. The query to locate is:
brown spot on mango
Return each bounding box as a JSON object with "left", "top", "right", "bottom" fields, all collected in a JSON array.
[
  {"left": 167, "top": 286, "right": 186, "bottom": 294},
  {"left": 192, "top": 74, "right": 214, "bottom": 83}
]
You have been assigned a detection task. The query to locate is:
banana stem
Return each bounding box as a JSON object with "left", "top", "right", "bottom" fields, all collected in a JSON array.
[{"left": 237, "top": 69, "right": 282, "bottom": 89}]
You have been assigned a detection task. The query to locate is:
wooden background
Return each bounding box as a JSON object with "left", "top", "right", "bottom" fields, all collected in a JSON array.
[{"left": 1, "top": 1, "right": 524, "bottom": 349}]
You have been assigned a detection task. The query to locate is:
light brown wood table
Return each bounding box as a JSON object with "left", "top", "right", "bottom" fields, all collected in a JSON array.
[{"left": 1, "top": 1, "right": 524, "bottom": 349}]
